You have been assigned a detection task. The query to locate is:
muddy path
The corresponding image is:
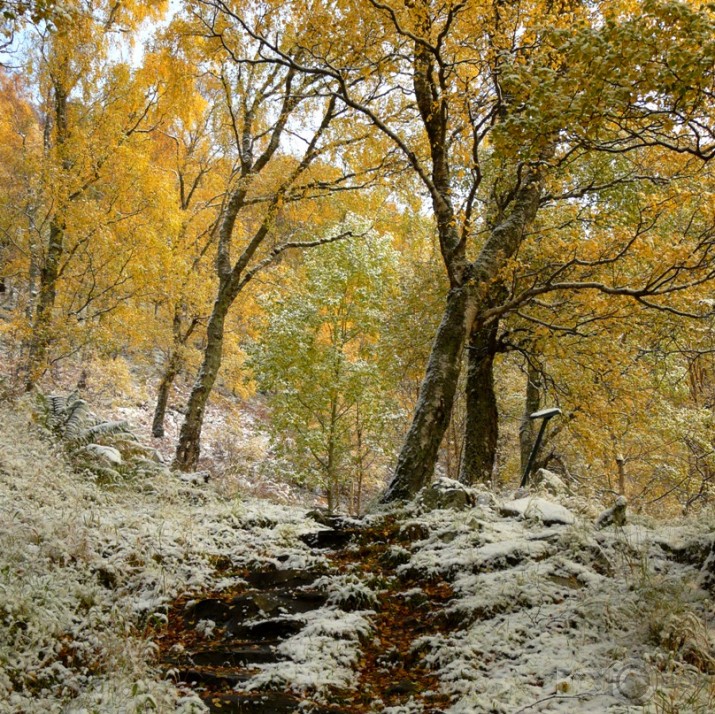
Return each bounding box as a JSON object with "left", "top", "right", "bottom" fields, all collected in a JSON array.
[{"left": 156, "top": 516, "right": 454, "bottom": 713}]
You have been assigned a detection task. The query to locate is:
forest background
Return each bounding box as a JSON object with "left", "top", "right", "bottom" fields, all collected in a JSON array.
[{"left": 1, "top": 0, "right": 714, "bottom": 516}]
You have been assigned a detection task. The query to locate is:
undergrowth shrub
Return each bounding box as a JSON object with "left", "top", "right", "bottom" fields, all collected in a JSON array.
[{"left": 36, "top": 391, "right": 167, "bottom": 481}]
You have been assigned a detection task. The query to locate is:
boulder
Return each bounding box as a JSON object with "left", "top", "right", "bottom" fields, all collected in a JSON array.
[
  {"left": 417, "top": 477, "right": 477, "bottom": 512},
  {"left": 474, "top": 490, "right": 499, "bottom": 509},
  {"left": 306, "top": 508, "right": 345, "bottom": 528},
  {"left": 532, "top": 468, "right": 570, "bottom": 496},
  {"left": 500, "top": 497, "right": 575, "bottom": 526},
  {"left": 82, "top": 443, "right": 123, "bottom": 466},
  {"left": 595, "top": 496, "right": 628, "bottom": 529},
  {"left": 299, "top": 528, "right": 356, "bottom": 549}
]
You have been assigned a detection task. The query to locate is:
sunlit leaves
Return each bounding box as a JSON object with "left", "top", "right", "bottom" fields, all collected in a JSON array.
[{"left": 248, "top": 226, "right": 404, "bottom": 509}]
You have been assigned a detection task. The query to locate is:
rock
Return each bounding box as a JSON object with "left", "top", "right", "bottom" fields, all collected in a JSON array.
[
  {"left": 305, "top": 508, "right": 355, "bottom": 529},
  {"left": 224, "top": 616, "right": 304, "bottom": 641},
  {"left": 657, "top": 535, "right": 714, "bottom": 565},
  {"left": 532, "top": 468, "right": 570, "bottom": 496},
  {"left": 417, "top": 477, "right": 477, "bottom": 512},
  {"left": 471, "top": 539, "right": 554, "bottom": 572},
  {"left": 225, "top": 594, "right": 264, "bottom": 621},
  {"left": 83, "top": 443, "right": 123, "bottom": 466},
  {"left": 595, "top": 496, "right": 627, "bottom": 529},
  {"left": 229, "top": 590, "right": 327, "bottom": 619},
  {"left": 184, "top": 598, "right": 233, "bottom": 625},
  {"left": 201, "top": 692, "right": 345, "bottom": 714},
  {"left": 244, "top": 567, "right": 319, "bottom": 590},
  {"left": 176, "top": 667, "right": 252, "bottom": 688},
  {"left": 474, "top": 491, "right": 499, "bottom": 509},
  {"left": 179, "top": 471, "right": 210, "bottom": 485},
  {"left": 190, "top": 645, "right": 283, "bottom": 667},
  {"left": 500, "top": 497, "right": 575, "bottom": 526},
  {"left": 299, "top": 528, "right": 356, "bottom": 549},
  {"left": 398, "top": 521, "right": 431, "bottom": 542}
]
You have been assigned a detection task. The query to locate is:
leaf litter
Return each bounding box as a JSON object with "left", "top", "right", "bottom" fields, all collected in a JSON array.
[{"left": 2, "top": 405, "right": 715, "bottom": 713}]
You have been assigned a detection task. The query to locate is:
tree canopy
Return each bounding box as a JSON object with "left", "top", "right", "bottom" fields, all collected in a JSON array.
[{"left": 1, "top": 0, "right": 714, "bottom": 512}]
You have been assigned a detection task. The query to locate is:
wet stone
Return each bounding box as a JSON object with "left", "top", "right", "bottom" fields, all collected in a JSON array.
[
  {"left": 184, "top": 598, "right": 233, "bottom": 625},
  {"left": 224, "top": 616, "right": 305, "bottom": 641},
  {"left": 227, "top": 594, "right": 263, "bottom": 620},
  {"left": 299, "top": 529, "right": 357, "bottom": 549},
  {"left": 177, "top": 667, "right": 253, "bottom": 688},
  {"left": 244, "top": 567, "right": 320, "bottom": 590},
  {"left": 231, "top": 589, "right": 328, "bottom": 618},
  {"left": 190, "top": 645, "right": 282, "bottom": 667}
]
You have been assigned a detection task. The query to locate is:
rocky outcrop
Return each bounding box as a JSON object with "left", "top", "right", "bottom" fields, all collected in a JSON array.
[
  {"left": 416, "top": 477, "right": 477, "bottom": 512},
  {"left": 500, "top": 496, "right": 576, "bottom": 525},
  {"left": 596, "top": 496, "right": 628, "bottom": 529}
]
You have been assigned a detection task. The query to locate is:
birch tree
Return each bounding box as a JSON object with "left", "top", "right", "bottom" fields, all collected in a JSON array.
[
  {"left": 173, "top": 3, "right": 387, "bottom": 469},
  {"left": 215, "top": 0, "right": 715, "bottom": 499},
  {"left": 249, "top": 230, "right": 402, "bottom": 512}
]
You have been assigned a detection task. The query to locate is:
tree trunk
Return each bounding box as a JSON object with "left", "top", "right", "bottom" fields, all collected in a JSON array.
[
  {"left": 26, "top": 217, "right": 41, "bottom": 320},
  {"left": 26, "top": 76, "right": 69, "bottom": 389},
  {"left": 382, "top": 165, "right": 545, "bottom": 502},
  {"left": 173, "top": 286, "right": 230, "bottom": 470},
  {"left": 26, "top": 215, "right": 64, "bottom": 389},
  {"left": 519, "top": 361, "right": 541, "bottom": 473},
  {"left": 616, "top": 454, "right": 626, "bottom": 496},
  {"left": 459, "top": 317, "right": 499, "bottom": 486},
  {"left": 381, "top": 285, "right": 473, "bottom": 501},
  {"left": 325, "top": 397, "right": 340, "bottom": 513},
  {"left": 354, "top": 404, "right": 365, "bottom": 516},
  {"left": 152, "top": 308, "right": 199, "bottom": 438},
  {"left": 152, "top": 352, "right": 180, "bottom": 438}
]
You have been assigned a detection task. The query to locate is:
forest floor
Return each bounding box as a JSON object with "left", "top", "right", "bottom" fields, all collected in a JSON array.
[
  {"left": 2, "top": 396, "right": 715, "bottom": 713},
  {"left": 152, "top": 493, "right": 715, "bottom": 714}
]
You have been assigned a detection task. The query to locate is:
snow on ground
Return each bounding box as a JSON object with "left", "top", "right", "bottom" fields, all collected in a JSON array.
[
  {"left": 399, "top": 501, "right": 715, "bottom": 713},
  {"left": 0, "top": 402, "right": 325, "bottom": 714},
  {"left": 245, "top": 607, "right": 375, "bottom": 695},
  {"left": 500, "top": 496, "right": 575, "bottom": 525},
  {"left": 2, "top": 397, "right": 715, "bottom": 713}
]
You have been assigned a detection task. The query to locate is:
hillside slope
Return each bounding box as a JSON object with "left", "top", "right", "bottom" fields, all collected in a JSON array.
[{"left": 1, "top": 400, "right": 714, "bottom": 713}]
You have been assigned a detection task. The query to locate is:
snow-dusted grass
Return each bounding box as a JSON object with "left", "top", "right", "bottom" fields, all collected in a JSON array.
[
  {"left": 0, "top": 402, "right": 323, "bottom": 713},
  {"left": 3, "top": 395, "right": 715, "bottom": 714},
  {"left": 313, "top": 573, "right": 380, "bottom": 610},
  {"left": 400, "top": 504, "right": 715, "bottom": 713},
  {"left": 244, "top": 607, "right": 374, "bottom": 696}
]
